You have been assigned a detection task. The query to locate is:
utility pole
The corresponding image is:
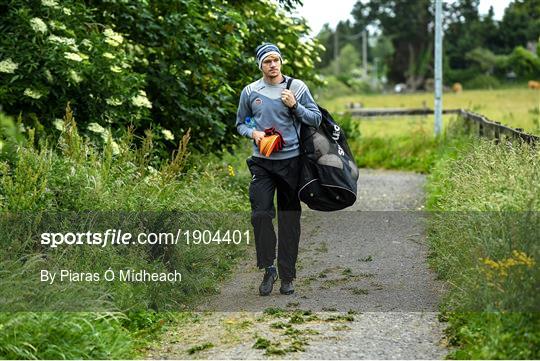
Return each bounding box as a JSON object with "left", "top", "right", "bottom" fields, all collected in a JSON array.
[
  {"left": 434, "top": 0, "right": 443, "bottom": 136},
  {"left": 334, "top": 26, "right": 340, "bottom": 74},
  {"left": 362, "top": 30, "right": 368, "bottom": 78}
]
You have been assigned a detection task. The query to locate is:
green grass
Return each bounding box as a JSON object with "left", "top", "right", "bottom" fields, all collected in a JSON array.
[
  {"left": 320, "top": 87, "right": 540, "bottom": 135},
  {"left": 426, "top": 138, "right": 539, "bottom": 359},
  {"left": 0, "top": 109, "right": 253, "bottom": 359},
  {"left": 324, "top": 88, "right": 539, "bottom": 173}
]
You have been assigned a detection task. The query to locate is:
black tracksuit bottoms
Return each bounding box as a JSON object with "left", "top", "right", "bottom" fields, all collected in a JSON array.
[{"left": 246, "top": 155, "right": 301, "bottom": 282}]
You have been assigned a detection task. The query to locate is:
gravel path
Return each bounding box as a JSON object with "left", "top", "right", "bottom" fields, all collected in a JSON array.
[{"left": 146, "top": 169, "right": 448, "bottom": 359}]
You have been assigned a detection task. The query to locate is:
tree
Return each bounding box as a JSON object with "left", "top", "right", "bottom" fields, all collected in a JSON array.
[
  {"left": 326, "top": 43, "right": 361, "bottom": 78},
  {"left": 495, "top": 0, "right": 540, "bottom": 54},
  {"left": 316, "top": 20, "right": 364, "bottom": 70},
  {"left": 351, "top": 0, "right": 433, "bottom": 90}
]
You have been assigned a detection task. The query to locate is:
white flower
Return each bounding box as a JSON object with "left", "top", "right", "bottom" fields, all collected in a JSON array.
[
  {"left": 0, "top": 58, "right": 19, "bottom": 74},
  {"left": 53, "top": 119, "right": 65, "bottom": 131},
  {"left": 110, "top": 65, "right": 122, "bottom": 73},
  {"left": 30, "top": 18, "right": 48, "bottom": 33},
  {"left": 24, "top": 88, "right": 43, "bottom": 99},
  {"left": 103, "top": 28, "right": 123, "bottom": 47},
  {"left": 62, "top": 7, "right": 72, "bottom": 15},
  {"left": 48, "top": 35, "right": 76, "bottom": 46},
  {"left": 64, "top": 52, "right": 88, "bottom": 62},
  {"left": 80, "top": 39, "right": 93, "bottom": 49},
  {"left": 109, "top": 140, "right": 120, "bottom": 155},
  {"left": 69, "top": 70, "right": 82, "bottom": 83},
  {"left": 49, "top": 21, "right": 66, "bottom": 31},
  {"left": 102, "top": 52, "right": 115, "bottom": 59},
  {"left": 161, "top": 129, "right": 174, "bottom": 141},
  {"left": 87, "top": 122, "right": 105, "bottom": 133},
  {"left": 48, "top": 35, "right": 78, "bottom": 51},
  {"left": 131, "top": 90, "right": 152, "bottom": 108},
  {"left": 44, "top": 68, "right": 53, "bottom": 82},
  {"left": 106, "top": 97, "right": 123, "bottom": 106},
  {"left": 41, "top": 0, "right": 59, "bottom": 7},
  {"left": 184, "top": 69, "right": 192, "bottom": 75}
]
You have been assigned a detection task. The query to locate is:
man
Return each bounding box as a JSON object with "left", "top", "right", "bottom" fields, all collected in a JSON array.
[{"left": 236, "top": 43, "right": 322, "bottom": 296}]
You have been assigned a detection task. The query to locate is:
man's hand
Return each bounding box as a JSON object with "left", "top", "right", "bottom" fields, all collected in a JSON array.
[
  {"left": 251, "top": 130, "right": 266, "bottom": 146},
  {"left": 281, "top": 89, "right": 297, "bottom": 109}
]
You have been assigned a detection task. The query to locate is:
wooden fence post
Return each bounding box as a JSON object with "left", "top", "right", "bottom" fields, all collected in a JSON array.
[{"left": 494, "top": 122, "right": 501, "bottom": 144}]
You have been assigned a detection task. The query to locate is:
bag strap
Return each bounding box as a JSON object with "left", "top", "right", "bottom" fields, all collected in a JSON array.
[{"left": 286, "top": 77, "right": 306, "bottom": 154}]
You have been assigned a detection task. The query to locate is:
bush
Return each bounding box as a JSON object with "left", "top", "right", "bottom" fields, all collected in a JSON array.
[
  {"left": 508, "top": 46, "right": 540, "bottom": 79},
  {"left": 0, "top": 0, "right": 323, "bottom": 153},
  {"left": 463, "top": 74, "right": 501, "bottom": 89},
  {"left": 0, "top": 0, "right": 149, "bottom": 131}
]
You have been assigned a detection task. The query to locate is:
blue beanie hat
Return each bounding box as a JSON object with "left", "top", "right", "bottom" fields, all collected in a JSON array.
[{"left": 255, "top": 43, "right": 283, "bottom": 69}]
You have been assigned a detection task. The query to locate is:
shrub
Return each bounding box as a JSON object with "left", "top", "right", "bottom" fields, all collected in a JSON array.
[
  {"left": 508, "top": 46, "right": 540, "bottom": 79},
  {"left": 463, "top": 74, "right": 501, "bottom": 89},
  {"left": 0, "top": 0, "right": 149, "bottom": 132},
  {"left": 0, "top": 0, "right": 323, "bottom": 153}
]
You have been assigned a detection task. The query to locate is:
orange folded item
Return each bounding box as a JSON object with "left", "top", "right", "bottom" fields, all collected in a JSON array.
[{"left": 259, "top": 134, "right": 280, "bottom": 157}]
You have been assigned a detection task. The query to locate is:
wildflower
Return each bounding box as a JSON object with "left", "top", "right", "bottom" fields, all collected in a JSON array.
[
  {"left": 69, "top": 70, "right": 82, "bottom": 83},
  {"left": 41, "top": 0, "right": 59, "bottom": 7},
  {"left": 184, "top": 70, "right": 192, "bottom": 75},
  {"left": 87, "top": 122, "right": 105, "bottom": 133},
  {"left": 228, "top": 165, "right": 235, "bottom": 177},
  {"left": 23, "top": 88, "right": 43, "bottom": 99},
  {"left": 48, "top": 35, "right": 77, "bottom": 48},
  {"left": 480, "top": 250, "right": 536, "bottom": 278},
  {"left": 0, "top": 58, "right": 19, "bottom": 74},
  {"left": 49, "top": 21, "right": 66, "bottom": 31},
  {"left": 30, "top": 17, "right": 48, "bottom": 33},
  {"left": 64, "top": 52, "right": 87, "bottom": 62},
  {"left": 106, "top": 97, "right": 123, "bottom": 106},
  {"left": 103, "top": 28, "right": 123, "bottom": 47},
  {"left": 80, "top": 39, "right": 93, "bottom": 49},
  {"left": 131, "top": 90, "right": 152, "bottom": 109},
  {"left": 512, "top": 250, "right": 535, "bottom": 268},
  {"left": 110, "top": 65, "right": 122, "bottom": 73},
  {"left": 44, "top": 68, "right": 53, "bottom": 82},
  {"left": 161, "top": 129, "right": 174, "bottom": 141},
  {"left": 53, "top": 119, "right": 65, "bottom": 131},
  {"left": 102, "top": 52, "right": 115, "bottom": 59},
  {"left": 109, "top": 140, "right": 120, "bottom": 155}
]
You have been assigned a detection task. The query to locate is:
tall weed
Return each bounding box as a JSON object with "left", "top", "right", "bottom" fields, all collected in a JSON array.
[
  {"left": 426, "top": 139, "right": 539, "bottom": 359},
  {"left": 0, "top": 110, "right": 252, "bottom": 359}
]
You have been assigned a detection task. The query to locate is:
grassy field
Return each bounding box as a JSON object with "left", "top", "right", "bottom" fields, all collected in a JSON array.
[
  {"left": 319, "top": 88, "right": 540, "bottom": 173},
  {"left": 320, "top": 88, "right": 540, "bottom": 136}
]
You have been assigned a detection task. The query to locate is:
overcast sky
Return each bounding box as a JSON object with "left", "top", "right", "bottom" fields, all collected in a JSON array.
[{"left": 295, "top": 0, "right": 513, "bottom": 37}]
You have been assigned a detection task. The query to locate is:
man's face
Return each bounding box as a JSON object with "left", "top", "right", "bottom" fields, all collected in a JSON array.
[{"left": 261, "top": 54, "right": 281, "bottom": 79}]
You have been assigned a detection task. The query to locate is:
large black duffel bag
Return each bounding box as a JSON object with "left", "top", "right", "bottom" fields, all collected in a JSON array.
[{"left": 287, "top": 79, "right": 359, "bottom": 211}]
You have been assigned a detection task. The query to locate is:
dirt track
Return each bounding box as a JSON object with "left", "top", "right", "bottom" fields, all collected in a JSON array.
[{"left": 146, "top": 169, "right": 448, "bottom": 359}]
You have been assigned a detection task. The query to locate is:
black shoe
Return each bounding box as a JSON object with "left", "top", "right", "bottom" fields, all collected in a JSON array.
[
  {"left": 279, "top": 280, "right": 294, "bottom": 295},
  {"left": 259, "top": 269, "right": 278, "bottom": 296}
]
